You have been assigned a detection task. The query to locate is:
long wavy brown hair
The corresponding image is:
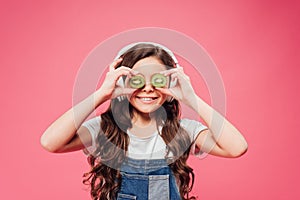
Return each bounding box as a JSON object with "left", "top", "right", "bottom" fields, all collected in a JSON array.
[{"left": 83, "top": 43, "right": 196, "bottom": 200}]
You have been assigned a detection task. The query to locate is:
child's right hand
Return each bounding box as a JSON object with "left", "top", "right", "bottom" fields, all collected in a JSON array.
[{"left": 98, "top": 58, "right": 137, "bottom": 101}]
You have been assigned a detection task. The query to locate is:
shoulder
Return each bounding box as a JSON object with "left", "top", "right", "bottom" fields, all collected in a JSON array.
[
  {"left": 180, "top": 118, "right": 205, "bottom": 128},
  {"left": 82, "top": 115, "right": 101, "bottom": 126},
  {"left": 81, "top": 115, "right": 101, "bottom": 135},
  {"left": 179, "top": 118, "right": 208, "bottom": 138}
]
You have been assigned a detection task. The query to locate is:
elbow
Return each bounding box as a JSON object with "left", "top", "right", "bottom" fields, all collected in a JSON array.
[
  {"left": 229, "top": 143, "right": 248, "bottom": 158},
  {"left": 40, "top": 135, "right": 58, "bottom": 153}
]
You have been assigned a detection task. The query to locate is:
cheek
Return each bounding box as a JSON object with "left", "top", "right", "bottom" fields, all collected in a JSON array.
[
  {"left": 126, "top": 90, "right": 140, "bottom": 100},
  {"left": 159, "top": 94, "right": 167, "bottom": 103}
]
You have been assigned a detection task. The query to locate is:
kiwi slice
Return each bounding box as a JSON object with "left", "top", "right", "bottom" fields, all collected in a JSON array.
[
  {"left": 129, "top": 75, "right": 145, "bottom": 88},
  {"left": 151, "top": 73, "right": 167, "bottom": 88}
]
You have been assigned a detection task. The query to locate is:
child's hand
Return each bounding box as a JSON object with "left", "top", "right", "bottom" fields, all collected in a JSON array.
[
  {"left": 157, "top": 66, "right": 198, "bottom": 109},
  {"left": 98, "top": 58, "right": 137, "bottom": 101}
]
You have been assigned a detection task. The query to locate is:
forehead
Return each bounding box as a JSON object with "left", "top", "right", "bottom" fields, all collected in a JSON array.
[{"left": 132, "top": 57, "right": 167, "bottom": 74}]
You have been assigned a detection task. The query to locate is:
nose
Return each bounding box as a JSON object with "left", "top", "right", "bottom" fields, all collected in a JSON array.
[{"left": 142, "top": 81, "right": 154, "bottom": 92}]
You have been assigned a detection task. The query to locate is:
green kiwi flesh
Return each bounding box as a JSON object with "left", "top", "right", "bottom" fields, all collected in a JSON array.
[
  {"left": 129, "top": 76, "right": 145, "bottom": 88},
  {"left": 151, "top": 74, "right": 167, "bottom": 88}
]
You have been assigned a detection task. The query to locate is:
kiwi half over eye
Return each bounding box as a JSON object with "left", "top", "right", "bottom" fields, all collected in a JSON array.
[
  {"left": 129, "top": 75, "right": 145, "bottom": 88},
  {"left": 151, "top": 73, "right": 167, "bottom": 88}
]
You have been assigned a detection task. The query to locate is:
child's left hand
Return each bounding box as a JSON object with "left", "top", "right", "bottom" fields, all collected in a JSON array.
[{"left": 157, "top": 66, "right": 198, "bottom": 109}]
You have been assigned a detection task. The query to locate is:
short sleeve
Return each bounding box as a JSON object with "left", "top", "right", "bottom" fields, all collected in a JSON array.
[
  {"left": 180, "top": 118, "right": 208, "bottom": 156},
  {"left": 81, "top": 116, "right": 101, "bottom": 155}
]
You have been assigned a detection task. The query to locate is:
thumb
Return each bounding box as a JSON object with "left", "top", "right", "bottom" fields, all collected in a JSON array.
[
  {"left": 122, "top": 88, "right": 137, "bottom": 95},
  {"left": 111, "top": 87, "right": 136, "bottom": 99}
]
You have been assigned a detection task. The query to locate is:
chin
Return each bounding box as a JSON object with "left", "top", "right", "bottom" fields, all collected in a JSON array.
[{"left": 134, "top": 106, "right": 162, "bottom": 114}]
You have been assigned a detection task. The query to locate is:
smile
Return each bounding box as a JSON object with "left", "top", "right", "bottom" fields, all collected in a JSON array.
[{"left": 136, "top": 96, "right": 159, "bottom": 103}]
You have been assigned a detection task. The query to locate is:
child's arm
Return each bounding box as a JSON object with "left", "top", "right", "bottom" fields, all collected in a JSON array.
[
  {"left": 159, "top": 66, "right": 248, "bottom": 158},
  {"left": 40, "top": 58, "right": 135, "bottom": 153},
  {"left": 192, "top": 97, "right": 248, "bottom": 158},
  {"left": 40, "top": 89, "right": 107, "bottom": 153}
]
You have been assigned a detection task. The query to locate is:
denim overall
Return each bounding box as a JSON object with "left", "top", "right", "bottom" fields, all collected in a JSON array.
[{"left": 117, "top": 157, "right": 181, "bottom": 200}]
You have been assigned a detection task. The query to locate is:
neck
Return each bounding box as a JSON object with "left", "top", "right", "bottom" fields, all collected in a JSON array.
[{"left": 132, "top": 110, "right": 156, "bottom": 128}]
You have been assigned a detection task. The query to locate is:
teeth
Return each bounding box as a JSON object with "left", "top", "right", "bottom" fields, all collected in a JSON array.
[{"left": 140, "top": 97, "right": 153, "bottom": 101}]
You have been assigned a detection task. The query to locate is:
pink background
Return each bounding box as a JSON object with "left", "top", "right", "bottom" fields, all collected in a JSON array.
[{"left": 1, "top": 0, "right": 299, "bottom": 199}]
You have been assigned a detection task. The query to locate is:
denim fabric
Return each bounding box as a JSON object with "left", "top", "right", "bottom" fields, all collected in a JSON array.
[{"left": 117, "top": 158, "right": 181, "bottom": 200}]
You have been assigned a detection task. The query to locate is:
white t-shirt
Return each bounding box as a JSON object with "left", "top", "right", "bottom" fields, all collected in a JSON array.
[{"left": 81, "top": 116, "right": 207, "bottom": 159}]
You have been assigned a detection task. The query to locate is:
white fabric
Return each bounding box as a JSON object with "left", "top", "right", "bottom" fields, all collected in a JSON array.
[
  {"left": 81, "top": 116, "right": 207, "bottom": 159},
  {"left": 114, "top": 42, "right": 179, "bottom": 65}
]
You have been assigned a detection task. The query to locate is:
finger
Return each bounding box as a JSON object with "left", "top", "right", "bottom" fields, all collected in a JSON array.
[
  {"left": 111, "top": 87, "right": 137, "bottom": 99},
  {"left": 113, "top": 67, "right": 135, "bottom": 81},
  {"left": 109, "top": 58, "right": 123, "bottom": 71},
  {"left": 114, "top": 66, "right": 139, "bottom": 75},
  {"left": 122, "top": 88, "right": 137, "bottom": 95},
  {"left": 114, "top": 71, "right": 138, "bottom": 86},
  {"left": 170, "top": 73, "right": 179, "bottom": 83},
  {"left": 177, "top": 65, "right": 184, "bottom": 71},
  {"left": 160, "top": 68, "right": 178, "bottom": 76},
  {"left": 111, "top": 87, "right": 123, "bottom": 99},
  {"left": 168, "top": 70, "right": 190, "bottom": 86},
  {"left": 111, "top": 72, "right": 130, "bottom": 89},
  {"left": 115, "top": 70, "right": 130, "bottom": 80},
  {"left": 160, "top": 65, "right": 185, "bottom": 76}
]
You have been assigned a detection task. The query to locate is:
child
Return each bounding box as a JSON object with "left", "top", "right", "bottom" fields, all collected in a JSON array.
[{"left": 41, "top": 42, "right": 248, "bottom": 200}]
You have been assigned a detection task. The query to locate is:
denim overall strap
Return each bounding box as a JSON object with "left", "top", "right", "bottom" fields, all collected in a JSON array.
[{"left": 117, "top": 157, "right": 181, "bottom": 200}]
